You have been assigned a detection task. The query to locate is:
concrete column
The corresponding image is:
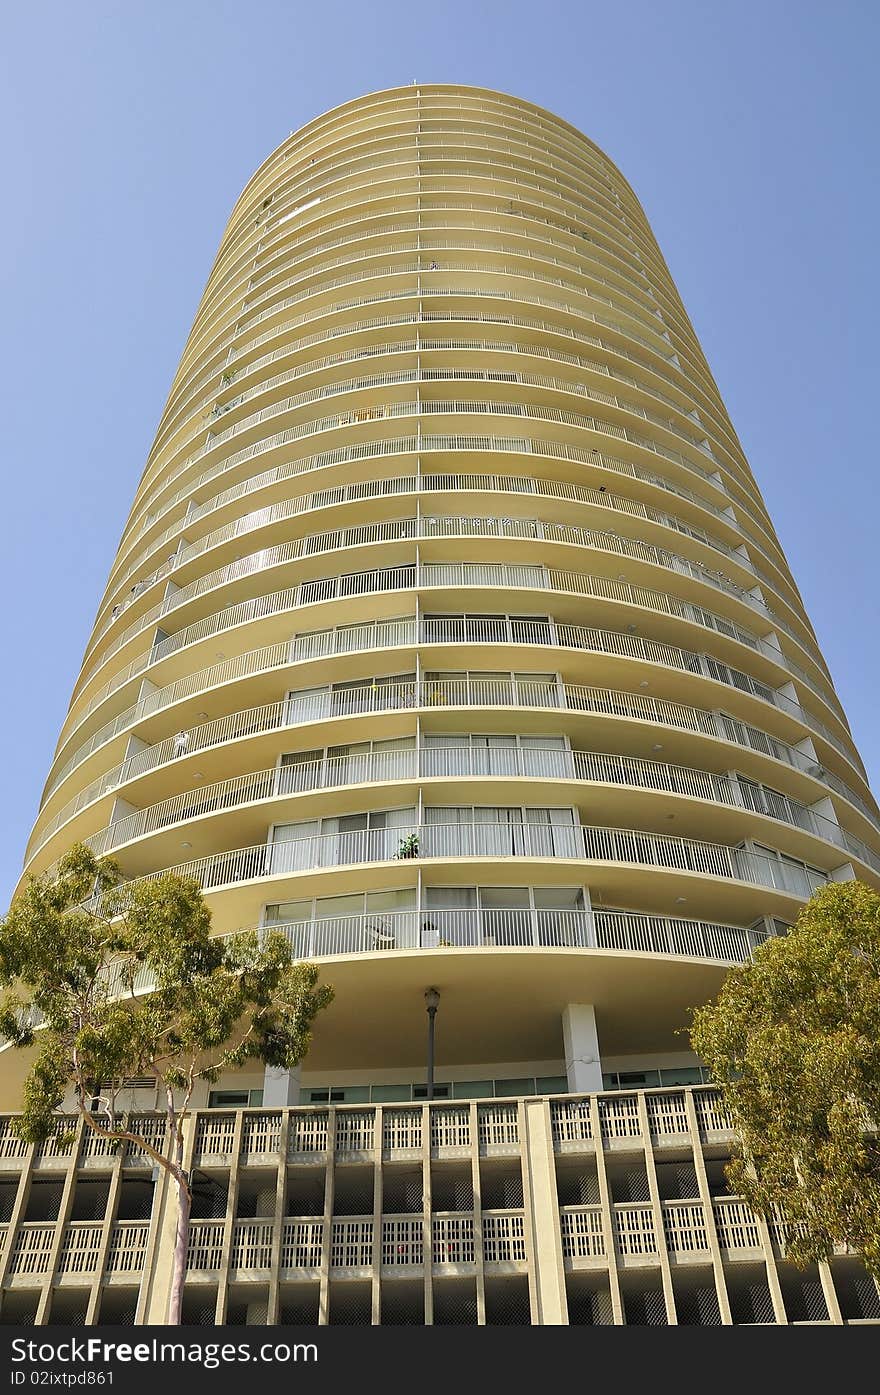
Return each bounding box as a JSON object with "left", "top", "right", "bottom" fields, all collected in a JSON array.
[
  {"left": 520, "top": 1098, "right": 568, "bottom": 1324},
  {"left": 562, "top": 1004, "right": 602, "bottom": 1094},
  {"left": 263, "top": 1064, "right": 302, "bottom": 1107}
]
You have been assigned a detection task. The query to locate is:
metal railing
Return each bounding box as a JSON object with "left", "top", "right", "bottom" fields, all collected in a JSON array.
[
  {"left": 83, "top": 507, "right": 817, "bottom": 697},
  {"left": 134, "top": 297, "right": 744, "bottom": 535},
  {"left": 126, "top": 331, "right": 731, "bottom": 543},
  {"left": 43, "top": 610, "right": 863, "bottom": 818},
  {"left": 34, "top": 672, "right": 876, "bottom": 863},
  {"left": 68, "top": 558, "right": 840, "bottom": 753},
  {"left": 111, "top": 386, "right": 771, "bottom": 605},
  {"left": 126, "top": 819, "right": 831, "bottom": 903},
  {"left": 76, "top": 741, "right": 878, "bottom": 874}
]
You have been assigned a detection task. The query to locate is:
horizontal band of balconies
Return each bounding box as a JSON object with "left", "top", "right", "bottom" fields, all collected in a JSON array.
[
  {"left": 173, "top": 267, "right": 729, "bottom": 483},
  {"left": 42, "top": 616, "right": 866, "bottom": 824},
  {"left": 64, "top": 562, "right": 848, "bottom": 766},
  {"left": 218, "top": 299, "right": 729, "bottom": 473},
  {"left": 205, "top": 188, "right": 670, "bottom": 356},
  {"left": 30, "top": 676, "right": 878, "bottom": 864},
  {"left": 197, "top": 185, "right": 671, "bottom": 388},
  {"left": 248, "top": 158, "right": 680, "bottom": 336},
  {"left": 125, "top": 820, "right": 835, "bottom": 918},
  {"left": 135, "top": 311, "right": 727, "bottom": 527},
  {"left": 135, "top": 293, "right": 750, "bottom": 527},
  {"left": 120, "top": 375, "right": 769, "bottom": 602},
  {"left": 87, "top": 489, "right": 806, "bottom": 709},
  {"left": 208, "top": 152, "right": 671, "bottom": 330},
  {"left": 66, "top": 743, "right": 880, "bottom": 878},
  {"left": 104, "top": 911, "right": 771, "bottom": 996},
  {"left": 163, "top": 191, "right": 668, "bottom": 456},
  {"left": 114, "top": 434, "right": 784, "bottom": 663},
  {"left": 101, "top": 443, "right": 801, "bottom": 660},
  {"left": 184, "top": 200, "right": 736, "bottom": 474},
  {"left": 249, "top": 131, "right": 640, "bottom": 276},
  {"left": 137, "top": 276, "right": 746, "bottom": 528},
  {"left": 244, "top": 90, "right": 621, "bottom": 219},
  {"left": 81, "top": 515, "right": 822, "bottom": 710},
  {"left": 246, "top": 906, "right": 770, "bottom": 968},
  {"left": 237, "top": 220, "right": 664, "bottom": 345},
  {"left": 217, "top": 130, "right": 632, "bottom": 283},
  {"left": 228, "top": 245, "right": 689, "bottom": 385}
]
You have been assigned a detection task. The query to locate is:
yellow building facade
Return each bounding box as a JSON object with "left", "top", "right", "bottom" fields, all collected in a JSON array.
[{"left": 3, "top": 84, "right": 879, "bottom": 1325}]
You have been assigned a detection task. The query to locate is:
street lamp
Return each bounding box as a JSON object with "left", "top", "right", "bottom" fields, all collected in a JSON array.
[{"left": 424, "top": 988, "right": 440, "bottom": 1100}]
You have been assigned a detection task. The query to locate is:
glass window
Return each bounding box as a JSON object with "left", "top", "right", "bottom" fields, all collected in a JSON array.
[
  {"left": 207, "top": 1091, "right": 249, "bottom": 1108},
  {"left": 451, "top": 1080, "right": 493, "bottom": 1099},
  {"left": 271, "top": 820, "right": 319, "bottom": 842},
  {"left": 413, "top": 1084, "right": 450, "bottom": 1099},
  {"left": 366, "top": 888, "right": 416, "bottom": 912},
  {"left": 658, "top": 1068, "right": 703, "bottom": 1086},
  {"left": 264, "top": 899, "right": 311, "bottom": 924},
  {"left": 314, "top": 893, "right": 364, "bottom": 919},
  {"left": 479, "top": 887, "right": 530, "bottom": 909},
  {"left": 617, "top": 1071, "right": 661, "bottom": 1087},
  {"left": 495, "top": 1078, "right": 534, "bottom": 1096},
  {"left": 369, "top": 1084, "right": 413, "bottom": 1102},
  {"left": 280, "top": 749, "right": 323, "bottom": 766},
  {"left": 534, "top": 887, "right": 584, "bottom": 909},
  {"left": 425, "top": 887, "right": 477, "bottom": 908},
  {"left": 536, "top": 1076, "right": 568, "bottom": 1095}
]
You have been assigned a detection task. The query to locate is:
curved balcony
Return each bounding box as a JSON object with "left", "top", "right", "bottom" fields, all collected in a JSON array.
[
  {"left": 107, "top": 909, "right": 770, "bottom": 1000},
  {"left": 97, "top": 459, "right": 782, "bottom": 653},
  {"left": 113, "top": 421, "right": 760, "bottom": 612},
  {"left": 131, "top": 820, "right": 830, "bottom": 906},
  {"left": 72, "top": 743, "right": 879, "bottom": 877},
  {"left": 264, "top": 906, "right": 769, "bottom": 965},
  {"left": 82, "top": 513, "right": 820, "bottom": 697},
  {"left": 116, "top": 381, "right": 742, "bottom": 583},
  {"left": 139, "top": 293, "right": 744, "bottom": 514},
  {"left": 129, "top": 292, "right": 762, "bottom": 560},
  {"left": 42, "top": 613, "right": 865, "bottom": 816},
  {"left": 66, "top": 561, "right": 845, "bottom": 754},
  {"left": 29, "top": 675, "right": 878, "bottom": 863}
]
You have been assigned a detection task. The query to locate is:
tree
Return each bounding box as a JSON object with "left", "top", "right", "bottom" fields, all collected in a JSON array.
[
  {"left": 0, "top": 844, "right": 334, "bottom": 1323},
  {"left": 690, "top": 879, "right": 880, "bottom": 1278}
]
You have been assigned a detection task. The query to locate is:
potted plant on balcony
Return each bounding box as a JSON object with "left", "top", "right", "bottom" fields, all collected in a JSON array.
[{"left": 395, "top": 832, "right": 420, "bottom": 860}]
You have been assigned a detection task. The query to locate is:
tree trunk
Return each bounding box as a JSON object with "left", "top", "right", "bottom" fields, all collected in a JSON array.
[
  {"left": 166, "top": 1099, "right": 191, "bottom": 1326},
  {"left": 167, "top": 1171, "right": 191, "bottom": 1326}
]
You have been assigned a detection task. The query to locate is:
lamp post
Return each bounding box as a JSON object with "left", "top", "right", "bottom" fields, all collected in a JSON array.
[{"left": 424, "top": 988, "right": 440, "bottom": 1099}]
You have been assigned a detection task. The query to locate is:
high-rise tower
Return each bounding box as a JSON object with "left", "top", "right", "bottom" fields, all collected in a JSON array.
[{"left": 6, "top": 85, "right": 879, "bottom": 1326}]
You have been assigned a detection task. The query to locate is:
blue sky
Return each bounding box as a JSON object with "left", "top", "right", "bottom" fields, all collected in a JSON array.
[{"left": 1, "top": 0, "right": 877, "bottom": 906}]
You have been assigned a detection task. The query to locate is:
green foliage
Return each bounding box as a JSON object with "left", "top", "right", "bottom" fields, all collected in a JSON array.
[
  {"left": 690, "top": 879, "right": 880, "bottom": 1277},
  {"left": 0, "top": 844, "right": 334, "bottom": 1149},
  {"left": 395, "top": 833, "right": 419, "bottom": 860}
]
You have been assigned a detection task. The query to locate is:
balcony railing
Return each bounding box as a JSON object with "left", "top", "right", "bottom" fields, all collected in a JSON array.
[
  {"left": 135, "top": 291, "right": 746, "bottom": 543},
  {"left": 124, "top": 333, "right": 735, "bottom": 555},
  {"left": 68, "top": 557, "right": 839, "bottom": 756},
  {"left": 105, "top": 1221, "right": 150, "bottom": 1275},
  {"left": 86, "top": 501, "right": 809, "bottom": 690},
  {"left": 112, "top": 421, "right": 773, "bottom": 636},
  {"left": 560, "top": 1206, "right": 606, "bottom": 1260},
  {"left": 75, "top": 739, "right": 878, "bottom": 875},
  {"left": 126, "top": 819, "right": 832, "bottom": 908},
  {"left": 33, "top": 673, "right": 876, "bottom": 864},
  {"left": 46, "top": 608, "right": 862, "bottom": 818}
]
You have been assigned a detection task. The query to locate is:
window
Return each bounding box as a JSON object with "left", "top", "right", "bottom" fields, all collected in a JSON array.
[{"left": 208, "top": 1089, "right": 263, "bottom": 1108}]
